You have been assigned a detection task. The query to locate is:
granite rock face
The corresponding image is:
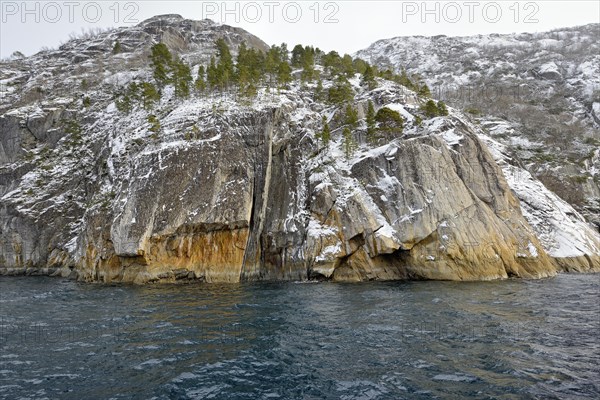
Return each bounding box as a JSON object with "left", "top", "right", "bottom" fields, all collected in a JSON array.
[
  {"left": 1, "top": 15, "right": 598, "bottom": 283},
  {"left": 355, "top": 24, "right": 600, "bottom": 226},
  {"left": 73, "top": 110, "right": 560, "bottom": 283}
]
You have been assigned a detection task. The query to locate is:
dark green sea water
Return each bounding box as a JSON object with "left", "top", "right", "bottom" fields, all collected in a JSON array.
[{"left": 1, "top": 274, "right": 599, "bottom": 399}]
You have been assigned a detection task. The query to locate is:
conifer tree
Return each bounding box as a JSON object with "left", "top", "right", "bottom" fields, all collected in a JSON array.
[
  {"left": 265, "top": 47, "right": 281, "bottom": 87},
  {"left": 343, "top": 127, "right": 356, "bottom": 159},
  {"left": 127, "top": 82, "right": 140, "bottom": 102},
  {"left": 375, "top": 107, "right": 404, "bottom": 136},
  {"left": 236, "top": 43, "right": 251, "bottom": 93},
  {"left": 345, "top": 104, "right": 358, "bottom": 129},
  {"left": 140, "top": 82, "right": 160, "bottom": 110},
  {"left": 207, "top": 57, "right": 218, "bottom": 88},
  {"left": 112, "top": 40, "right": 122, "bottom": 54},
  {"left": 148, "top": 114, "right": 161, "bottom": 138},
  {"left": 353, "top": 58, "right": 368, "bottom": 74},
  {"left": 314, "top": 48, "right": 323, "bottom": 64},
  {"left": 437, "top": 100, "right": 448, "bottom": 116},
  {"left": 421, "top": 100, "right": 449, "bottom": 117},
  {"left": 422, "top": 99, "right": 439, "bottom": 117},
  {"left": 398, "top": 69, "right": 413, "bottom": 90},
  {"left": 277, "top": 61, "right": 292, "bottom": 88},
  {"left": 247, "top": 47, "right": 265, "bottom": 83},
  {"left": 172, "top": 58, "right": 192, "bottom": 98},
  {"left": 320, "top": 116, "right": 331, "bottom": 147},
  {"left": 215, "top": 38, "right": 234, "bottom": 89},
  {"left": 240, "top": 82, "right": 258, "bottom": 99},
  {"left": 277, "top": 43, "right": 289, "bottom": 62},
  {"left": 195, "top": 65, "right": 206, "bottom": 92},
  {"left": 236, "top": 43, "right": 264, "bottom": 98},
  {"left": 342, "top": 54, "right": 354, "bottom": 78},
  {"left": 379, "top": 69, "right": 394, "bottom": 81},
  {"left": 328, "top": 75, "right": 354, "bottom": 105},
  {"left": 150, "top": 43, "right": 173, "bottom": 87},
  {"left": 362, "top": 65, "right": 377, "bottom": 89},
  {"left": 116, "top": 81, "right": 144, "bottom": 114},
  {"left": 301, "top": 46, "right": 315, "bottom": 83},
  {"left": 322, "top": 51, "right": 342, "bottom": 76},
  {"left": 314, "top": 79, "right": 324, "bottom": 101},
  {"left": 63, "top": 119, "right": 82, "bottom": 139},
  {"left": 116, "top": 93, "right": 131, "bottom": 114},
  {"left": 291, "top": 44, "right": 305, "bottom": 67},
  {"left": 418, "top": 83, "right": 431, "bottom": 98}
]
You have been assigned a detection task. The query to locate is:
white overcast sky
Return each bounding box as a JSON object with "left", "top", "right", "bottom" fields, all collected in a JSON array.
[{"left": 1, "top": 1, "right": 599, "bottom": 58}]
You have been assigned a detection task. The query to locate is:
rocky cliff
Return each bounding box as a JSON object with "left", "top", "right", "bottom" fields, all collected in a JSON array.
[
  {"left": 355, "top": 24, "right": 600, "bottom": 227},
  {"left": 1, "top": 15, "right": 598, "bottom": 283}
]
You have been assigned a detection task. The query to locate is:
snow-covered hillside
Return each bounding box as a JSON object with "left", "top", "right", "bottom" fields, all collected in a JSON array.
[
  {"left": 478, "top": 126, "right": 600, "bottom": 269},
  {"left": 356, "top": 24, "right": 600, "bottom": 227}
]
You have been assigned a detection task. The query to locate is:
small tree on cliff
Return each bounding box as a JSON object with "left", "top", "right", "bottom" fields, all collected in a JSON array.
[
  {"left": 362, "top": 64, "right": 377, "bottom": 89},
  {"left": 277, "top": 61, "right": 292, "bottom": 88},
  {"left": 422, "top": 100, "right": 438, "bottom": 118},
  {"left": 150, "top": 43, "right": 173, "bottom": 87},
  {"left": 207, "top": 57, "right": 218, "bottom": 89},
  {"left": 418, "top": 83, "right": 431, "bottom": 98},
  {"left": 398, "top": 69, "right": 414, "bottom": 90},
  {"left": 341, "top": 54, "right": 354, "bottom": 78},
  {"left": 116, "top": 92, "right": 132, "bottom": 114},
  {"left": 437, "top": 101, "right": 449, "bottom": 116},
  {"left": 342, "top": 127, "right": 357, "bottom": 159},
  {"left": 328, "top": 75, "right": 354, "bottom": 105},
  {"left": 140, "top": 82, "right": 160, "bottom": 110},
  {"left": 375, "top": 107, "right": 403, "bottom": 137},
  {"left": 316, "top": 116, "right": 331, "bottom": 148},
  {"left": 195, "top": 65, "right": 206, "bottom": 92},
  {"left": 345, "top": 104, "right": 359, "bottom": 129},
  {"left": 63, "top": 119, "right": 82, "bottom": 143},
  {"left": 112, "top": 40, "right": 122, "bottom": 54},
  {"left": 301, "top": 46, "right": 316, "bottom": 83},
  {"left": 215, "top": 38, "right": 235, "bottom": 89},
  {"left": 422, "top": 99, "right": 449, "bottom": 118},
  {"left": 148, "top": 114, "right": 161, "bottom": 139},
  {"left": 172, "top": 57, "right": 193, "bottom": 99},
  {"left": 291, "top": 44, "right": 305, "bottom": 67},
  {"left": 314, "top": 79, "right": 324, "bottom": 101}
]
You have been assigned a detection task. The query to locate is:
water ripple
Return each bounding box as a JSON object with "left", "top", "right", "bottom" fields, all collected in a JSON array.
[{"left": 0, "top": 275, "right": 598, "bottom": 399}]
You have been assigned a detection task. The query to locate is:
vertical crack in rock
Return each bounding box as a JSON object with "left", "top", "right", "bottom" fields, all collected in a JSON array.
[{"left": 241, "top": 110, "right": 274, "bottom": 281}]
